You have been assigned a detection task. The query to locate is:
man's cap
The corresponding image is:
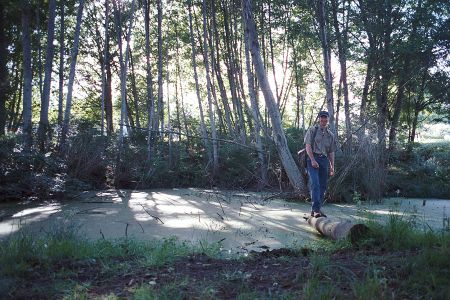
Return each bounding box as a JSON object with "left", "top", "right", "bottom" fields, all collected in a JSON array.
[{"left": 318, "top": 111, "right": 329, "bottom": 118}]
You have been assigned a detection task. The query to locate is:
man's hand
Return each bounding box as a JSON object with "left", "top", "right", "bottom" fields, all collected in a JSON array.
[
  {"left": 311, "top": 160, "right": 319, "bottom": 168},
  {"left": 329, "top": 167, "right": 334, "bottom": 176}
]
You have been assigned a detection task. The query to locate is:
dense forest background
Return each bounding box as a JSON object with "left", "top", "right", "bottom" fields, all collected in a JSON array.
[{"left": 0, "top": 0, "right": 449, "bottom": 201}]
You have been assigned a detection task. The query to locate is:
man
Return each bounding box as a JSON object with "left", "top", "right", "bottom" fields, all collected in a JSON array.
[{"left": 304, "top": 111, "right": 337, "bottom": 218}]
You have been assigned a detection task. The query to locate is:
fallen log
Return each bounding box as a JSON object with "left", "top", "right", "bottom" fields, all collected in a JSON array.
[{"left": 307, "top": 216, "right": 369, "bottom": 243}]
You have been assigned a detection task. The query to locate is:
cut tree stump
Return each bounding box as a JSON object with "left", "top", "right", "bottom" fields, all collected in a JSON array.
[{"left": 306, "top": 216, "right": 369, "bottom": 243}]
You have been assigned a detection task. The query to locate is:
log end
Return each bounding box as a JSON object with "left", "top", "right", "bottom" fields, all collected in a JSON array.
[{"left": 348, "top": 223, "right": 369, "bottom": 243}]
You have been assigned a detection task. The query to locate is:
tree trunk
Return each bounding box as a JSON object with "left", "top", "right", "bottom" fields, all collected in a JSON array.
[
  {"left": 222, "top": 0, "right": 246, "bottom": 143},
  {"left": 99, "top": 0, "right": 109, "bottom": 136},
  {"left": 358, "top": 50, "right": 373, "bottom": 140},
  {"left": 331, "top": 0, "right": 351, "bottom": 150},
  {"left": 38, "top": 0, "right": 57, "bottom": 151},
  {"left": 388, "top": 65, "right": 408, "bottom": 150},
  {"left": 202, "top": 0, "right": 219, "bottom": 174},
  {"left": 112, "top": 0, "right": 136, "bottom": 150},
  {"left": 36, "top": 7, "right": 43, "bottom": 101},
  {"left": 243, "top": 0, "right": 307, "bottom": 195},
  {"left": 57, "top": 0, "right": 65, "bottom": 126},
  {"left": 156, "top": 0, "right": 164, "bottom": 133},
  {"left": 267, "top": 2, "right": 280, "bottom": 105},
  {"left": 143, "top": 0, "right": 156, "bottom": 161},
  {"left": 22, "top": 0, "right": 33, "bottom": 151},
  {"left": 316, "top": 0, "right": 335, "bottom": 133},
  {"left": 0, "top": 2, "right": 7, "bottom": 136},
  {"left": 60, "top": 0, "right": 85, "bottom": 150},
  {"left": 243, "top": 7, "right": 267, "bottom": 188},
  {"left": 307, "top": 216, "right": 369, "bottom": 242},
  {"left": 130, "top": 50, "right": 140, "bottom": 130},
  {"left": 188, "top": 0, "right": 210, "bottom": 161},
  {"left": 8, "top": 65, "right": 21, "bottom": 132},
  {"left": 211, "top": 0, "right": 234, "bottom": 136},
  {"left": 378, "top": 0, "right": 393, "bottom": 152}
]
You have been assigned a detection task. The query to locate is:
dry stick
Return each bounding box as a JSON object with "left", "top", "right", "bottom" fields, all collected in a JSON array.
[
  {"left": 139, "top": 203, "right": 164, "bottom": 224},
  {"left": 100, "top": 229, "right": 105, "bottom": 239},
  {"left": 216, "top": 195, "right": 227, "bottom": 219},
  {"left": 136, "top": 221, "right": 145, "bottom": 233}
]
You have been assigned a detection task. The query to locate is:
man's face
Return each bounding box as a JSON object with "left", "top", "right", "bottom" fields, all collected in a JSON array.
[{"left": 319, "top": 115, "right": 328, "bottom": 127}]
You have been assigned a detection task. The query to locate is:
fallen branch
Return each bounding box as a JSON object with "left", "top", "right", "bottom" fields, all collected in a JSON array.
[{"left": 139, "top": 204, "right": 164, "bottom": 224}]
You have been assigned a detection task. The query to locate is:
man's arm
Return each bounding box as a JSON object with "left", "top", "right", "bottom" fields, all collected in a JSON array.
[
  {"left": 306, "top": 144, "right": 319, "bottom": 168},
  {"left": 328, "top": 151, "right": 335, "bottom": 176}
]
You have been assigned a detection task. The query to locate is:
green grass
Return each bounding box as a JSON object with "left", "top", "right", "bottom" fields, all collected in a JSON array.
[{"left": 1, "top": 213, "right": 449, "bottom": 299}]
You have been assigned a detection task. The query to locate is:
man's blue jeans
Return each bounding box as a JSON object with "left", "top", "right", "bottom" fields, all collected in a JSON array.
[{"left": 307, "top": 154, "right": 329, "bottom": 213}]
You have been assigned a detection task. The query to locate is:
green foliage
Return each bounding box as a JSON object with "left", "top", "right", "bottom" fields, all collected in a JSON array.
[
  {"left": 387, "top": 142, "right": 450, "bottom": 198},
  {"left": 357, "top": 212, "right": 450, "bottom": 251}
]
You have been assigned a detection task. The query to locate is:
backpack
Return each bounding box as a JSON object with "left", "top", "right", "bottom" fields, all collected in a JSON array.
[{"left": 297, "top": 126, "right": 319, "bottom": 178}]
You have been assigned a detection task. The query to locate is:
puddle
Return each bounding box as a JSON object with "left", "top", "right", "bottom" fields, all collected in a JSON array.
[{"left": 0, "top": 189, "right": 448, "bottom": 253}]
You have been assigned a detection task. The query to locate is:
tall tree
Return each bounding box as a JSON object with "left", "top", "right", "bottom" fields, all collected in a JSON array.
[
  {"left": 316, "top": 0, "right": 335, "bottom": 133},
  {"left": 330, "top": 0, "right": 352, "bottom": 150},
  {"left": 112, "top": 0, "right": 136, "bottom": 150},
  {"left": 0, "top": 1, "right": 7, "bottom": 136},
  {"left": 38, "top": 0, "right": 57, "bottom": 150},
  {"left": 156, "top": 0, "right": 164, "bottom": 132},
  {"left": 243, "top": 6, "right": 267, "bottom": 188},
  {"left": 60, "top": 0, "right": 85, "bottom": 150},
  {"left": 243, "top": 0, "right": 307, "bottom": 194},
  {"left": 57, "top": 0, "right": 65, "bottom": 126},
  {"left": 22, "top": 0, "right": 33, "bottom": 151},
  {"left": 188, "top": 0, "right": 211, "bottom": 161},
  {"left": 202, "top": 0, "right": 219, "bottom": 174},
  {"left": 143, "top": 0, "right": 156, "bottom": 161}
]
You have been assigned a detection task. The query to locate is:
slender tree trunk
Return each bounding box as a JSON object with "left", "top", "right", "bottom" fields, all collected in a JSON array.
[
  {"left": 38, "top": 0, "right": 57, "bottom": 151},
  {"left": 7, "top": 63, "right": 19, "bottom": 131},
  {"left": 36, "top": 6, "right": 43, "bottom": 101},
  {"left": 60, "top": 0, "right": 85, "bottom": 150},
  {"left": 143, "top": 0, "right": 156, "bottom": 161},
  {"left": 331, "top": 0, "right": 351, "bottom": 150},
  {"left": 202, "top": 0, "right": 219, "bottom": 175},
  {"left": 188, "top": 0, "right": 210, "bottom": 161},
  {"left": 22, "top": 0, "right": 33, "bottom": 151},
  {"left": 292, "top": 44, "right": 301, "bottom": 129},
  {"left": 358, "top": 50, "right": 373, "bottom": 140},
  {"left": 174, "top": 23, "right": 190, "bottom": 144},
  {"left": 410, "top": 109, "right": 419, "bottom": 144},
  {"left": 130, "top": 50, "right": 140, "bottom": 129},
  {"left": 57, "top": 0, "right": 65, "bottom": 126},
  {"left": 211, "top": 0, "right": 234, "bottom": 136},
  {"left": 377, "top": 0, "right": 392, "bottom": 152},
  {"left": 99, "top": 0, "right": 109, "bottom": 136},
  {"left": 156, "top": 0, "right": 164, "bottom": 132},
  {"left": 388, "top": 64, "right": 408, "bottom": 150},
  {"left": 113, "top": 0, "right": 136, "bottom": 150},
  {"left": 243, "top": 8, "right": 267, "bottom": 188},
  {"left": 222, "top": 0, "right": 246, "bottom": 142},
  {"left": 243, "top": 0, "right": 307, "bottom": 194},
  {"left": 316, "top": 0, "right": 335, "bottom": 133},
  {"left": 0, "top": 2, "right": 7, "bottom": 136},
  {"left": 6, "top": 65, "right": 20, "bottom": 132},
  {"left": 267, "top": 2, "right": 280, "bottom": 105}
]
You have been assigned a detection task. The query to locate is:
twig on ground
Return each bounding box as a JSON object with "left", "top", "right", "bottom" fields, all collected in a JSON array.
[{"left": 139, "top": 203, "right": 164, "bottom": 224}]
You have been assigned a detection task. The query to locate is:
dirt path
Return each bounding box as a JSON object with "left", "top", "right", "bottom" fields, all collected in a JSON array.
[{"left": 0, "top": 188, "right": 448, "bottom": 253}]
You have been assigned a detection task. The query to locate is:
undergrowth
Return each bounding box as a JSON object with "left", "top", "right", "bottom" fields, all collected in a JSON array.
[{"left": 1, "top": 214, "right": 449, "bottom": 299}]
